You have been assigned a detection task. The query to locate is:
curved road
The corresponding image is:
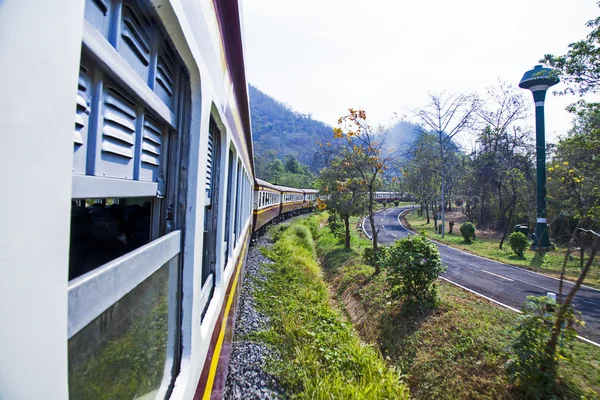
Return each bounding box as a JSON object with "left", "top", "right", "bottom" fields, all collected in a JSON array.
[{"left": 363, "top": 207, "right": 600, "bottom": 344}]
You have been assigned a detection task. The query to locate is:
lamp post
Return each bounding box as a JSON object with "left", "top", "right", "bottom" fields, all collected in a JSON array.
[{"left": 519, "top": 65, "right": 559, "bottom": 250}]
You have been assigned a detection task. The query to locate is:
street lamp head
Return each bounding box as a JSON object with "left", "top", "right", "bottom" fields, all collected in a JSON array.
[{"left": 519, "top": 65, "right": 559, "bottom": 91}]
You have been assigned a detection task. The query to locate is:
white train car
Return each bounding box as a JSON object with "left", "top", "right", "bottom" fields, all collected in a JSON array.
[{"left": 0, "top": 0, "right": 255, "bottom": 399}]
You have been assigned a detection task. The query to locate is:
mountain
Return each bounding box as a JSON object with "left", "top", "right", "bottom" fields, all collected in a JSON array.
[
  {"left": 249, "top": 85, "right": 332, "bottom": 172},
  {"left": 383, "top": 120, "right": 423, "bottom": 156},
  {"left": 248, "top": 85, "right": 425, "bottom": 172}
]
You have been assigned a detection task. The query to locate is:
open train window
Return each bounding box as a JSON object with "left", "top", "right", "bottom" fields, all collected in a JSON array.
[
  {"left": 69, "top": 197, "right": 153, "bottom": 280},
  {"left": 68, "top": 1, "right": 189, "bottom": 398}
]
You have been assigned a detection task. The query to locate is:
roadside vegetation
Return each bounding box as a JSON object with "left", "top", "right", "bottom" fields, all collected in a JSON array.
[
  {"left": 321, "top": 213, "right": 599, "bottom": 399},
  {"left": 252, "top": 214, "right": 409, "bottom": 399},
  {"left": 404, "top": 211, "right": 600, "bottom": 288}
]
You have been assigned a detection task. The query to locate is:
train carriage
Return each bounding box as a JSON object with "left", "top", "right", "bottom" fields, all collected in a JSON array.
[
  {"left": 278, "top": 185, "right": 305, "bottom": 217},
  {"left": 1, "top": 0, "right": 257, "bottom": 399},
  {"left": 374, "top": 192, "right": 402, "bottom": 203},
  {"left": 253, "top": 178, "right": 282, "bottom": 236},
  {"left": 302, "top": 188, "right": 319, "bottom": 211},
  {"left": 0, "top": 0, "right": 324, "bottom": 398}
]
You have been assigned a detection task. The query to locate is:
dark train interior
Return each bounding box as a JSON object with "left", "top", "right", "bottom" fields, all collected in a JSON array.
[{"left": 69, "top": 198, "right": 153, "bottom": 280}]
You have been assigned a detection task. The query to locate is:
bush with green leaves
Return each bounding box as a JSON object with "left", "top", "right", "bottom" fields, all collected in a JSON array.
[
  {"left": 394, "top": 200, "right": 400, "bottom": 206},
  {"left": 508, "top": 296, "right": 580, "bottom": 398},
  {"left": 384, "top": 235, "right": 445, "bottom": 306},
  {"left": 362, "top": 246, "right": 387, "bottom": 267},
  {"left": 459, "top": 222, "right": 476, "bottom": 243},
  {"left": 509, "top": 232, "right": 529, "bottom": 258}
]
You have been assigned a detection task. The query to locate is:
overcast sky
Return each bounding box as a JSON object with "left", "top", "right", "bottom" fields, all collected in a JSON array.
[{"left": 242, "top": 0, "right": 599, "bottom": 144}]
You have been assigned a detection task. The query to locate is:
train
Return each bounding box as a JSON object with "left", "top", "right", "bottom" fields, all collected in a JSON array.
[
  {"left": 0, "top": 2, "right": 408, "bottom": 399},
  {"left": 3, "top": 0, "right": 277, "bottom": 399}
]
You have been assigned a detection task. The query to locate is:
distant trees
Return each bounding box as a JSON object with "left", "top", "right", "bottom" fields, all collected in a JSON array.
[
  {"left": 255, "top": 150, "right": 315, "bottom": 188},
  {"left": 413, "top": 92, "right": 479, "bottom": 237},
  {"left": 404, "top": 133, "right": 441, "bottom": 224}
]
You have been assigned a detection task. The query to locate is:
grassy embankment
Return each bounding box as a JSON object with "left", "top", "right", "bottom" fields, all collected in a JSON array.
[
  {"left": 251, "top": 214, "right": 409, "bottom": 399},
  {"left": 257, "top": 213, "right": 600, "bottom": 399},
  {"left": 404, "top": 211, "right": 600, "bottom": 289}
]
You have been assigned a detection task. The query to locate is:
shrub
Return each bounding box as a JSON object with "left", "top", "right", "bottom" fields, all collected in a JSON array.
[
  {"left": 394, "top": 200, "right": 400, "bottom": 207},
  {"left": 509, "top": 232, "right": 528, "bottom": 258},
  {"left": 460, "top": 222, "right": 476, "bottom": 243},
  {"left": 508, "top": 296, "right": 580, "bottom": 398},
  {"left": 384, "top": 235, "right": 445, "bottom": 306},
  {"left": 363, "top": 246, "right": 387, "bottom": 267}
]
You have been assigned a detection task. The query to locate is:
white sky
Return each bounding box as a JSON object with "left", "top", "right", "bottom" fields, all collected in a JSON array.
[{"left": 241, "top": 0, "right": 600, "bottom": 145}]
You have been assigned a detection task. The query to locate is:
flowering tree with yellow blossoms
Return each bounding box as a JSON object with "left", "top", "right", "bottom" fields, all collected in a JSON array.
[{"left": 326, "top": 109, "right": 394, "bottom": 274}]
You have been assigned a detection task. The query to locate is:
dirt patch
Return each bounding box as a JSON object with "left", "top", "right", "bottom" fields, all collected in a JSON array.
[{"left": 340, "top": 287, "right": 380, "bottom": 341}]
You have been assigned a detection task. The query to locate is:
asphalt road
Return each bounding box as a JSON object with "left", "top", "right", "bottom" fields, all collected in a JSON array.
[{"left": 362, "top": 207, "right": 600, "bottom": 344}]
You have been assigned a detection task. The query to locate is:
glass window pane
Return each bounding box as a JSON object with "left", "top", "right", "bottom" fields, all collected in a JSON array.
[{"left": 68, "top": 255, "right": 179, "bottom": 400}]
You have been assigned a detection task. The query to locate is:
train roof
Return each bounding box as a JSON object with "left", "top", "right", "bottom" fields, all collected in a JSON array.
[
  {"left": 301, "top": 188, "right": 318, "bottom": 194},
  {"left": 255, "top": 178, "right": 281, "bottom": 191},
  {"left": 276, "top": 185, "right": 304, "bottom": 194}
]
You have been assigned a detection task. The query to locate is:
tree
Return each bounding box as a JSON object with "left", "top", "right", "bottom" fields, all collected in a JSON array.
[
  {"left": 512, "top": 10, "right": 600, "bottom": 385},
  {"left": 404, "top": 133, "right": 442, "bottom": 225},
  {"left": 541, "top": 5, "right": 600, "bottom": 97},
  {"left": 330, "top": 109, "right": 394, "bottom": 274},
  {"left": 414, "top": 92, "right": 478, "bottom": 237},
  {"left": 285, "top": 155, "right": 303, "bottom": 174},
  {"left": 317, "top": 158, "right": 367, "bottom": 249}
]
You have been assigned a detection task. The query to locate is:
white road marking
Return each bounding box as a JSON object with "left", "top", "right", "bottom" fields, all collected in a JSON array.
[
  {"left": 391, "top": 233, "right": 397, "bottom": 238},
  {"left": 395, "top": 209, "right": 600, "bottom": 293},
  {"left": 469, "top": 263, "right": 556, "bottom": 292},
  {"left": 439, "top": 276, "right": 600, "bottom": 348},
  {"left": 481, "top": 270, "right": 514, "bottom": 282}
]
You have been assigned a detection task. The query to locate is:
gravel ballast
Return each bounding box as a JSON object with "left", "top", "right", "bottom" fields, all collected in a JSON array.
[{"left": 224, "top": 234, "right": 285, "bottom": 399}]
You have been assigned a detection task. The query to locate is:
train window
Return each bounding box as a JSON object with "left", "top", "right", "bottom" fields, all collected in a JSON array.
[
  {"left": 201, "top": 118, "right": 221, "bottom": 315},
  {"left": 234, "top": 160, "right": 241, "bottom": 246},
  {"left": 224, "top": 149, "right": 234, "bottom": 263},
  {"left": 69, "top": 254, "right": 179, "bottom": 399},
  {"left": 69, "top": 1, "right": 190, "bottom": 398}
]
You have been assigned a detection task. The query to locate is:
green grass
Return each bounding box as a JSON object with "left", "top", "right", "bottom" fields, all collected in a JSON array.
[
  {"left": 314, "top": 216, "right": 600, "bottom": 399},
  {"left": 252, "top": 213, "right": 409, "bottom": 399},
  {"left": 404, "top": 212, "right": 600, "bottom": 289}
]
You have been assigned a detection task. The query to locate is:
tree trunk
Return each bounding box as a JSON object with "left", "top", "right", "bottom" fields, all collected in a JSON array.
[
  {"left": 479, "top": 192, "right": 485, "bottom": 225},
  {"left": 368, "top": 189, "right": 380, "bottom": 274},
  {"left": 546, "top": 236, "right": 599, "bottom": 361},
  {"left": 580, "top": 235, "right": 585, "bottom": 271},
  {"left": 425, "top": 201, "right": 430, "bottom": 224},
  {"left": 343, "top": 214, "right": 351, "bottom": 250},
  {"left": 496, "top": 183, "right": 504, "bottom": 231},
  {"left": 499, "top": 194, "right": 516, "bottom": 250},
  {"left": 558, "top": 220, "right": 581, "bottom": 304}
]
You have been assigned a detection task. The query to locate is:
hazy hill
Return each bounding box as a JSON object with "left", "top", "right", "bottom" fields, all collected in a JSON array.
[
  {"left": 384, "top": 120, "right": 422, "bottom": 156},
  {"left": 248, "top": 85, "right": 425, "bottom": 172}
]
